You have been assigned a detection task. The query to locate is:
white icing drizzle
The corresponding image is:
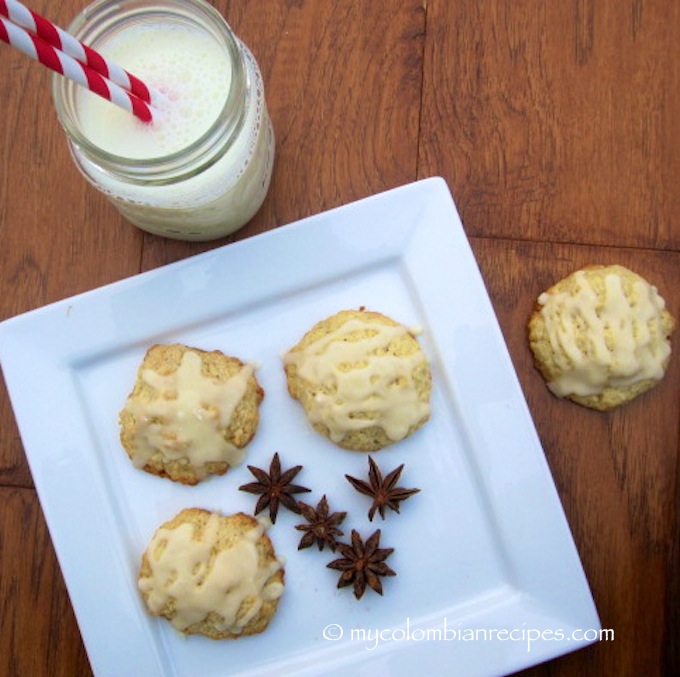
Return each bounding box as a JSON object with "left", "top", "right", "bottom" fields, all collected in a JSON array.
[
  {"left": 538, "top": 270, "right": 671, "bottom": 397},
  {"left": 125, "top": 351, "right": 252, "bottom": 476},
  {"left": 283, "top": 318, "right": 430, "bottom": 442},
  {"left": 138, "top": 514, "right": 283, "bottom": 634}
]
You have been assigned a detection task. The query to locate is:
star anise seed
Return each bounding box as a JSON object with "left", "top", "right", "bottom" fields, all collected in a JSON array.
[
  {"left": 295, "top": 495, "right": 347, "bottom": 552},
  {"left": 327, "top": 529, "right": 396, "bottom": 599},
  {"left": 345, "top": 455, "right": 420, "bottom": 520},
  {"left": 239, "top": 452, "right": 311, "bottom": 523}
]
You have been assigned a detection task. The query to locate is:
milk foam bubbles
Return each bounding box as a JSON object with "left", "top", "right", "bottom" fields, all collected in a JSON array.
[
  {"left": 77, "top": 23, "right": 232, "bottom": 159},
  {"left": 52, "top": 0, "right": 274, "bottom": 241}
]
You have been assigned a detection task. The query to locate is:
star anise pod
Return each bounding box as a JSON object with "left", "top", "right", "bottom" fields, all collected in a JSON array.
[
  {"left": 295, "top": 495, "right": 347, "bottom": 552},
  {"left": 327, "top": 529, "right": 396, "bottom": 599},
  {"left": 345, "top": 456, "right": 420, "bottom": 520},
  {"left": 239, "top": 452, "right": 311, "bottom": 523}
]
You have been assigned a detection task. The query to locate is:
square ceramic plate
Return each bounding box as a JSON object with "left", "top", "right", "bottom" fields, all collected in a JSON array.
[{"left": 0, "top": 178, "right": 599, "bottom": 677}]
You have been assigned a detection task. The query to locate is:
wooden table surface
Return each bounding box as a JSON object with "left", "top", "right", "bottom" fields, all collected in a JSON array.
[{"left": 1, "top": 1, "right": 678, "bottom": 675}]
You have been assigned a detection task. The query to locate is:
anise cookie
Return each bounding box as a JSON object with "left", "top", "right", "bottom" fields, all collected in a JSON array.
[
  {"left": 138, "top": 509, "right": 284, "bottom": 639},
  {"left": 528, "top": 265, "right": 675, "bottom": 410},
  {"left": 119, "top": 343, "right": 264, "bottom": 485},
  {"left": 282, "top": 309, "right": 432, "bottom": 451}
]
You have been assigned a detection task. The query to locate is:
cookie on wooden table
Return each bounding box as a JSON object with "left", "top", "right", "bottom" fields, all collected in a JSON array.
[{"left": 528, "top": 264, "right": 675, "bottom": 410}]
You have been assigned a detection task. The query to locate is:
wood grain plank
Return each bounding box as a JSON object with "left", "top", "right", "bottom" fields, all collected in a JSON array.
[
  {"left": 419, "top": 0, "right": 680, "bottom": 250},
  {"left": 0, "top": 1, "right": 677, "bottom": 675},
  {"left": 469, "top": 237, "right": 679, "bottom": 675},
  {"left": 667, "top": 443, "right": 680, "bottom": 676},
  {"left": 0, "top": 381, "right": 30, "bottom": 488},
  {"left": 0, "top": 1, "right": 144, "bottom": 487},
  {"left": 139, "top": 0, "right": 427, "bottom": 269},
  {"left": 0, "top": 487, "right": 92, "bottom": 677}
]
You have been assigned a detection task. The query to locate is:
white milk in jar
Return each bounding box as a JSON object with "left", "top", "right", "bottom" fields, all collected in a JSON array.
[{"left": 51, "top": 0, "right": 274, "bottom": 241}]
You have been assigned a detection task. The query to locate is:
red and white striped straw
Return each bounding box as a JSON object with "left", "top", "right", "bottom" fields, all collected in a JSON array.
[
  {"left": 0, "top": 0, "right": 164, "bottom": 108},
  {"left": 0, "top": 1, "right": 160, "bottom": 123}
]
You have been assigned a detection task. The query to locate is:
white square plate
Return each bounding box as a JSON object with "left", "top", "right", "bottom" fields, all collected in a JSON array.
[{"left": 0, "top": 178, "right": 599, "bottom": 676}]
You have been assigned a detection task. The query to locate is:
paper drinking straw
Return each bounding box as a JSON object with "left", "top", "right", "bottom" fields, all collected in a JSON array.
[
  {"left": 0, "top": 0, "right": 164, "bottom": 108},
  {"left": 0, "top": 15, "right": 154, "bottom": 122}
]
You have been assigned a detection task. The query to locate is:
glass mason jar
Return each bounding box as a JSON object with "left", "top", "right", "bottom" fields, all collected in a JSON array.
[{"left": 52, "top": 0, "right": 274, "bottom": 241}]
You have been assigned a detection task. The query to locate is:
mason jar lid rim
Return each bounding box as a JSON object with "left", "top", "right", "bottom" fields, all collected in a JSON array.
[{"left": 51, "top": 0, "right": 248, "bottom": 176}]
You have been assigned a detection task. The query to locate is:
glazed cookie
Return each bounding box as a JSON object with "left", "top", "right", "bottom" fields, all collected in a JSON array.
[
  {"left": 138, "top": 509, "right": 284, "bottom": 639},
  {"left": 528, "top": 265, "right": 675, "bottom": 410},
  {"left": 283, "top": 309, "right": 432, "bottom": 451},
  {"left": 119, "top": 343, "right": 263, "bottom": 484}
]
